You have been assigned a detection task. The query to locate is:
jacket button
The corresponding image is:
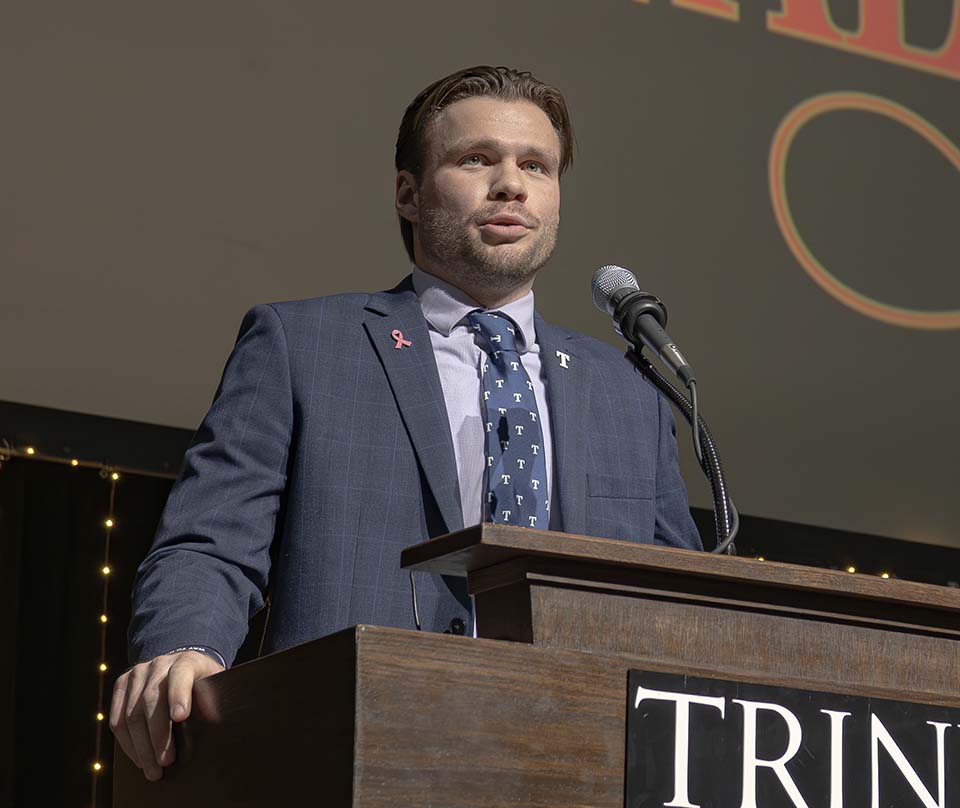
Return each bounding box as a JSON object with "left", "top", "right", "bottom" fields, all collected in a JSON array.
[{"left": 447, "top": 618, "right": 466, "bottom": 636}]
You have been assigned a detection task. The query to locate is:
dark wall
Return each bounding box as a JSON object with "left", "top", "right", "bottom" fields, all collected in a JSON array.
[
  {"left": 0, "top": 400, "right": 194, "bottom": 478},
  {"left": 0, "top": 437, "right": 270, "bottom": 807},
  {"left": 1, "top": 457, "right": 173, "bottom": 807},
  {"left": 3, "top": 402, "right": 960, "bottom": 806},
  {"left": 692, "top": 508, "right": 960, "bottom": 586}
]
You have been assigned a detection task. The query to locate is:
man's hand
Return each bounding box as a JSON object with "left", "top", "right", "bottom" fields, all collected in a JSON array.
[{"left": 109, "top": 650, "right": 224, "bottom": 781}]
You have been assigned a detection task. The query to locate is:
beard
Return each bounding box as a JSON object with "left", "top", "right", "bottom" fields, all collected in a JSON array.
[{"left": 418, "top": 200, "right": 559, "bottom": 294}]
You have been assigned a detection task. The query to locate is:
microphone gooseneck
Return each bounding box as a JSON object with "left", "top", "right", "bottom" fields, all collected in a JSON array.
[{"left": 592, "top": 264, "right": 738, "bottom": 554}]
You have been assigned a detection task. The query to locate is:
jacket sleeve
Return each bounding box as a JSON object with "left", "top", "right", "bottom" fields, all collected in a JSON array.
[
  {"left": 128, "top": 304, "right": 293, "bottom": 667},
  {"left": 653, "top": 391, "right": 704, "bottom": 551}
]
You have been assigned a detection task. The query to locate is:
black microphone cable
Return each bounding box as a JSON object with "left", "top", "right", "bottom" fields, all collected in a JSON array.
[
  {"left": 627, "top": 350, "right": 738, "bottom": 554},
  {"left": 593, "top": 265, "right": 738, "bottom": 554}
]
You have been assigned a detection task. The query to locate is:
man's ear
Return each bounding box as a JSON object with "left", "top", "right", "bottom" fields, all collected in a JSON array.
[{"left": 395, "top": 171, "right": 419, "bottom": 224}]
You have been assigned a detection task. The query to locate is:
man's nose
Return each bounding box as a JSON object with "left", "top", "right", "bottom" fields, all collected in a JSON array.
[{"left": 488, "top": 164, "right": 527, "bottom": 202}]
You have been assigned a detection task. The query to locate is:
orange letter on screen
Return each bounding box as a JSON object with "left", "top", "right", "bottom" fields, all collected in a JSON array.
[
  {"left": 768, "top": 0, "right": 960, "bottom": 81},
  {"left": 767, "top": 1, "right": 844, "bottom": 45},
  {"left": 672, "top": 0, "right": 739, "bottom": 21},
  {"left": 633, "top": 0, "right": 739, "bottom": 22},
  {"left": 847, "top": 0, "right": 960, "bottom": 80}
]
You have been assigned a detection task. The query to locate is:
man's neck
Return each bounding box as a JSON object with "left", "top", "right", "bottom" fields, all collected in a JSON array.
[{"left": 414, "top": 265, "right": 534, "bottom": 309}]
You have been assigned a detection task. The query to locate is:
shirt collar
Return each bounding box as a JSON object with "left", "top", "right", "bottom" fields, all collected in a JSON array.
[{"left": 412, "top": 266, "right": 538, "bottom": 352}]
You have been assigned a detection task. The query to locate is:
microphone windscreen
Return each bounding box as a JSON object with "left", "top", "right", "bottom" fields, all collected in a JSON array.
[{"left": 592, "top": 265, "right": 639, "bottom": 313}]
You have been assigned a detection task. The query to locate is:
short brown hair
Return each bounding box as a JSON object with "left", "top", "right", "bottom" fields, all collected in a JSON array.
[{"left": 395, "top": 65, "right": 575, "bottom": 263}]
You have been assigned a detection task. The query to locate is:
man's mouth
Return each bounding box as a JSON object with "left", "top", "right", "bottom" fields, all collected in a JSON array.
[
  {"left": 481, "top": 214, "right": 531, "bottom": 228},
  {"left": 478, "top": 213, "right": 534, "bottom": 240}
]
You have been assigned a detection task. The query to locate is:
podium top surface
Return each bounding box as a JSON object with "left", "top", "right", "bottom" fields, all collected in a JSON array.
[{"left": 401, "top": 524, "right": 960, "bottom": 615}]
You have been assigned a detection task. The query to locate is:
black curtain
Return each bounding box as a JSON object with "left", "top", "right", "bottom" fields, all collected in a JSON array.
[{"left": 1, "top": 456, "right": 173, "bottom": 807}]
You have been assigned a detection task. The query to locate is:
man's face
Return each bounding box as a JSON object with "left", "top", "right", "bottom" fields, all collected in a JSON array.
[{"left": 398, "top": 96, "right": 562, "bottom": 297}]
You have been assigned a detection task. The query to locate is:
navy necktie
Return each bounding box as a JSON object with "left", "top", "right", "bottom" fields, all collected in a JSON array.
[{"left": 468, "top": 311, "right": 549, "bottom": 529}]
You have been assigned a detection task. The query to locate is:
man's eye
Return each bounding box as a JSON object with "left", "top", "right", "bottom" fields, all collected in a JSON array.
[
  {"left": 523, "top": 161, "right": 545, "bottom": 173},
  {"left": 461, "top": 155, "right": 485, "bottom": 166}
]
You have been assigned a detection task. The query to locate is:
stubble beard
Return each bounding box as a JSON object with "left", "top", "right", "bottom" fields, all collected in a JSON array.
[{"left": 418, "top": 202, "right": 559, "bottom": 295}]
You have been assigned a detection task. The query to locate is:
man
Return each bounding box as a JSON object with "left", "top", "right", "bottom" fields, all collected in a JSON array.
[{"left": 110, "top": 65, "right": 702, "bottom": 781}]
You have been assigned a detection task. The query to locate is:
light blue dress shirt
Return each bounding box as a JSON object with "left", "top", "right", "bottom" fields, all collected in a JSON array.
[{"left": 412, "top": 267, "right": 555, "bottom": 528}]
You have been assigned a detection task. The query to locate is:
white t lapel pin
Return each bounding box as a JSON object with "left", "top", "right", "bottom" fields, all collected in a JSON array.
[{"left": 556, "top": 350, "right": 571, "bottom": 369}]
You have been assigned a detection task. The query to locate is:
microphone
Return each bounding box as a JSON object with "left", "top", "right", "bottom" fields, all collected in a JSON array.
[{"left": 591, "top": 265, "right": 696, "bottom": 386}]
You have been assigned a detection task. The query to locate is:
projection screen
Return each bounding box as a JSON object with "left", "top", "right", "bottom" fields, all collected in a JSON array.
[{"left": 3, "top": 0, "right": 959, "bottom": 546}]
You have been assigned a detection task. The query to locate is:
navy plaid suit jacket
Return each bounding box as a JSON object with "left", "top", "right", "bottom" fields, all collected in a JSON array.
[{"left": 128, "top": 277, "right": 702, "bottom": 667}]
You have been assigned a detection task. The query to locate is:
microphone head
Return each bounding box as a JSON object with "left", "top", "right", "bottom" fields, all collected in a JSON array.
[{"left": 592, "top": 265, "right": 639, "bottom": 314}]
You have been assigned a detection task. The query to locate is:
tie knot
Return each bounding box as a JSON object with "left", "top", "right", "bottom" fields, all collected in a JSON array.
[{"left": 468, "top": 311, "right": 521, "bottom": 355}]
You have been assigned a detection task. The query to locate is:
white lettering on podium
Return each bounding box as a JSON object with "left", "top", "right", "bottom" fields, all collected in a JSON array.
[
  {"left": 627, "top": 676, "right": 959, "bottom": 807},
  {"left": 821, "top": 710, "right": 851, "bottom": 808},
  {"left": 870, "top": 716, "right": 948, "bottom": 808},
  {"left": 733, "top": 699, "right": 809, "bottom": 808},
  {"left": 633, "top": 685, "right": 725, "bottom": 808}
]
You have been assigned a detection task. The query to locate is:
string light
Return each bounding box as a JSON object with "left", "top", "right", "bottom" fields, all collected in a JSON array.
[
  {"left": 0, "top": 447, "right": 159, "bottom": 799},
  {"left": 91, "top": 467, "right": 120, "bottom": 803},
  {"left": 1, "top": 446, "right": 153, "bottom": 478},
  {"left": 880, "top": 572, "right": 891, "bottom": 579},
  {"left": 846, "top": 565, "right": 857, "bottom": 574},
  {"left": 756, "top": 556, "right": 765, "bottom": 562}
]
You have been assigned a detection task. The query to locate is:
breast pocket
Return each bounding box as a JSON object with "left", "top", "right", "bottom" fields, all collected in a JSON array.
[{"left": 585, "top": 472, "right": 656, "bottom": 543}]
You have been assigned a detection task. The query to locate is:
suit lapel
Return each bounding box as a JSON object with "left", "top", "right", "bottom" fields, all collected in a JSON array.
[
  {"left": 536, "top": 316, "right": 589, "bottom": 535},
  {"left": 364, "top": 282, "right": 464, "bottom": 534}
]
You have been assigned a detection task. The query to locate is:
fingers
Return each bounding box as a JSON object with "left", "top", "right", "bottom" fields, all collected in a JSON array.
[
  {"left": 109, "top": 651, "right": 225, "bottom": 782},
  {"left": 142, "top": 659, "right": 174, "bottom": 770},
  {"left": 167, "top": 651, "right": 224, "bottom": 720},
  {"left": 109, "top": 671, "right": 137, "bottom": 768},
  {"left": 166, "top": 657, "right": 199, "bottom": 724},
  {"left": 111, "top": 662, "right": 163, "bottom": 780},
  {"left": 151, "top": 657, "right": 200, "bottom": 768}
]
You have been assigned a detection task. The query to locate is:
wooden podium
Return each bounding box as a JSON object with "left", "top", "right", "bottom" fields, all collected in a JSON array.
[{"left": 114, "top": 525, "right": 960, "bottom": 806}]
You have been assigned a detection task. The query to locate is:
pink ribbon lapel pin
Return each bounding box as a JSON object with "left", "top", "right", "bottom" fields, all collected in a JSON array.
[{"left": 391, "top": 329, "right": 412, "bottom": 350}]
